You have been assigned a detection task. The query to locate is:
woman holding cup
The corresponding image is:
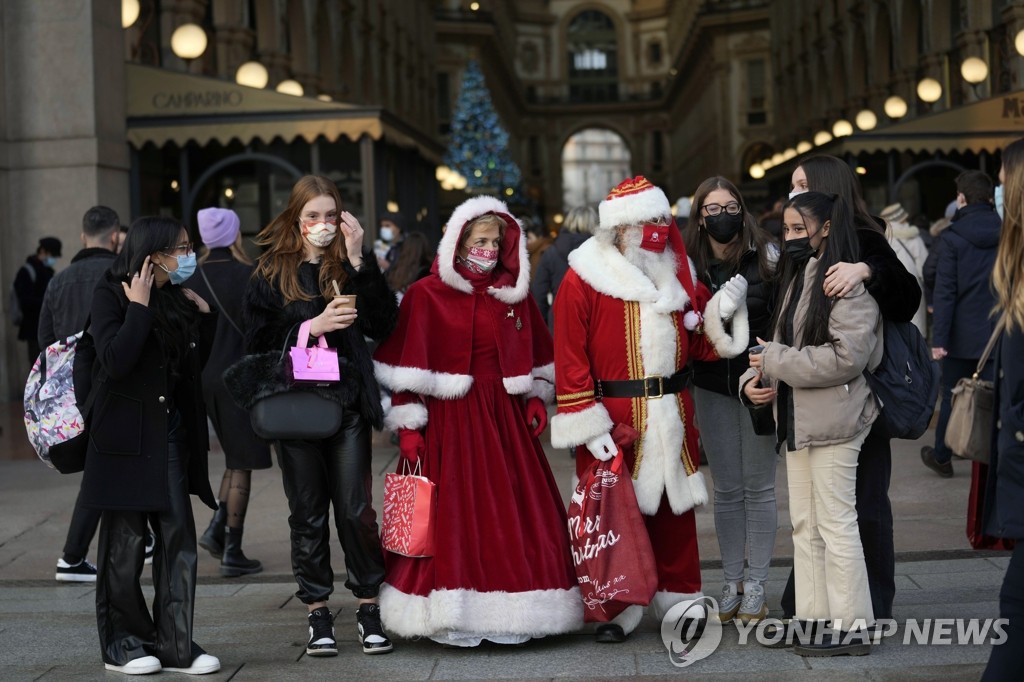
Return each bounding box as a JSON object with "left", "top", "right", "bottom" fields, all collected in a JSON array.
[{"left": 239, "top": 175, "right": 399, "bottom": 658}]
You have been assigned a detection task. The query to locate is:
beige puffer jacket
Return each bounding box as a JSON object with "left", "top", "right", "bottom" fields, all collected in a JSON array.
[{"left": 739, "top": 256, "right": 883, "bottom": 451}]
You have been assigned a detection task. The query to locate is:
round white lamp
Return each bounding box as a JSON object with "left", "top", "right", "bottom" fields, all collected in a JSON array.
[
  {"left": 275, "top": 79, "right": 304, "bottom": 97},
  {"left": 855, "top": 109, "right": 878, "bottom": 131},
  {"left": 917, "top": 77, "right": 943, "bottom": 103},
  {"left": 884, "top": 95, "right": 908, "bottom": 119},
  {"left": 122, "top": 0, "right": 140, "bottom": 28},
  {"left": 235, "top": 61, "right": 269, "bottom": 88},
  {"left": 170, "top": 23, "right": 208, "bottom": 61},
  {"left": 960, "top": 57, "right": 989, "bottom": 84}
]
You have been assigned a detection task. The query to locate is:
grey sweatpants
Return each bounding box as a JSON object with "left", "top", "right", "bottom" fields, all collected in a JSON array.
[{"left": 693, "top": 385, "right": 779, "bottom": 585}]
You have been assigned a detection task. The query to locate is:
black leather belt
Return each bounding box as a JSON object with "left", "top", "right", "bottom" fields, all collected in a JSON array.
[{"left": 596, "top": 369, "right": 691, "bottom": 400}]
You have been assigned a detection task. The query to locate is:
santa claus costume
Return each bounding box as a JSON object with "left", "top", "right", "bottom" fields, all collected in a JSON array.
[
  {"left": 550, "top": 176, "right": 750, "bottom": 639},
  {"left": 373, "top": 196, "right": 583, "bottom": 647}
]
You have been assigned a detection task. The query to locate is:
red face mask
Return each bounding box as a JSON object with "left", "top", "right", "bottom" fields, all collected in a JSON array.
[{"left": 640, "top": 223, "right": 670, "bottom": 252}]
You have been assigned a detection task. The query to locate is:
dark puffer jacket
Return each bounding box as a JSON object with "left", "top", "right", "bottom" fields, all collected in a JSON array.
[
  {"left": 692, "top": 247, "right": 777, "bottom": 396},
  {"left": 531, "top": 230, "right": 590, "bottom": 328}
]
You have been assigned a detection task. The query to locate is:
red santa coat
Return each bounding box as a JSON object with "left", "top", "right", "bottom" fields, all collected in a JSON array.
[{"left": 550, "top": 235, "right": 750, "bottom": 517}]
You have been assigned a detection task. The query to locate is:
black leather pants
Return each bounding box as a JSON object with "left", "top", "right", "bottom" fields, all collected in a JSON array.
[
  {"left": 276, "top": 409, "right": 385, "bottom": 603},
  {"left": 63, "top": 487, "right": 101, "bottom": 563},
  {"left": 96, "top": 439, "right": 203, "bottom": 668}
]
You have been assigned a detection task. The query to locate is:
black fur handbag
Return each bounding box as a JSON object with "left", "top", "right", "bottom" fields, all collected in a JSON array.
[{"left": 224, "top": 324, "right": 346, "bottom": 441}]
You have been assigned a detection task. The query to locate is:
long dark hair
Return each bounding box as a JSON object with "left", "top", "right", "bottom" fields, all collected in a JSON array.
[
  {"left": 684, "top": 175, "right": 776, "bottom": 282},
  {"left": 110, "top": 216, "right": 199, "bottom": 379},
  {"left": 771, "top": 191, "right": 861, "bottom": 348},
  {"left": 386, "top": 231, "right": 434, "bottom": 292},
  {"left": 995, "top": 137, "right": 1024, "bottom": 330},
  {"left": 797, "top": 155, "right": 879, "bottom": 233}
]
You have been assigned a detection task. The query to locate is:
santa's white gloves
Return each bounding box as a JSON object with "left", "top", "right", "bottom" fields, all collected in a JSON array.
[
  {"left": 718, "top": 274, "right": 748, "bottom": 319},
  {"left": 586, "top": 432, "right": 617, "bottom": 461}
]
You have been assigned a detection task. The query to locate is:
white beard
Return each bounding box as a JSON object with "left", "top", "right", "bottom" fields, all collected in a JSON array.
[{"left": 610, "top": 226, "right": 679, "bottom": 283}]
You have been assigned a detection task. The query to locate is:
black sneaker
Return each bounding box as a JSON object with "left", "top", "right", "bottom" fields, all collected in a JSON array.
[
  {"left": 920, "top": 446, "right": 953, "bottom": 478},
  {"left": 306, "top": 608, "right": 338, "bottom": 657},
  {"left": 144, "top": 531, "right": 156, "bottom": 566},
  {"left": 55, "top": 558, "right": 97, "bottom": 582},
  {"left": 356, "top": 603, "right": 394, "bottom": 654}
]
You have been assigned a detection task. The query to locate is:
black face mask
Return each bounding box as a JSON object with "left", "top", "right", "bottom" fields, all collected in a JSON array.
[
  {"left": 784, "top": 236, "right": 816, "bottom": 262},
  {"left": 703, "top": 213, "right": 744, "bottom": 245}
]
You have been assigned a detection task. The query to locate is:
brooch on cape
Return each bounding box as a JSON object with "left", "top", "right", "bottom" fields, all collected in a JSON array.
[{"left": 507, "top": 306, "right": 523, "bottom": 331}]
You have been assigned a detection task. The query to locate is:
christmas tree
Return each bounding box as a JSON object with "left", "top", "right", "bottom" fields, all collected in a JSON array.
[{"left": 445, "top": 60, "right": 523, "bottom": 200}]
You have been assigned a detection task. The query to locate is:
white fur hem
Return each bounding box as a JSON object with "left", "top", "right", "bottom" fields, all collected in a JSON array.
[
  {"left": 649, "top": 590, "right": 705, "bottom": 623},
  {"left": 550, "top": 402, "right": 613, "bottom": 448},
  {"left": 374, "top": 360, "right": 473, "bottom": 399},
  {"left": 379, "top": 583, "right": 584, "bottom": 639},
  {"left": 703, "top": 290, "right": 750, "bottom": 359},
  {"left": 383, "top": 402, "right": 428, "bottom": 431},
  {"left": 610, "top": 604, "right": 645, "bottom": 634},
  {"left": 527, "top": 378, "right": 555, "bottom": 404}
]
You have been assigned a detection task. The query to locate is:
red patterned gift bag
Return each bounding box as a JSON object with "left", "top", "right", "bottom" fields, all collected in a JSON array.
[{"left": 381, "top": 460, "right": 436, "bottom": 558}]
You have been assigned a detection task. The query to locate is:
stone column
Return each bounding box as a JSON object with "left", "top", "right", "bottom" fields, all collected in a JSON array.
[{"left": 0, "top": 0, "right": 130, "bottom": 398}]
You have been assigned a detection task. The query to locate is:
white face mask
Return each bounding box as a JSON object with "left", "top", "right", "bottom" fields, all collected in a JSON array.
[
  {"left": 379, "top": 226, "right": 394, "bottom": 242},
  {"left": 788, "top": 188, "right": 808, "bottom": 200},
  {"left": 301, "top": 220, "right": 337, "bottom": 248}
]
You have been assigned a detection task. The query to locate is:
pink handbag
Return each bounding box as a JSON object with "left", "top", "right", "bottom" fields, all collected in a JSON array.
[{"left": 289, "top": 320, "right": 340, "bottom": 383}]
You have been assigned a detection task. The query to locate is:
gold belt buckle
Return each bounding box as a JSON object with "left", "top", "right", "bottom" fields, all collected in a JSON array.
[{"left": 644, "top": 375, "right": 664, "bottom": 399}]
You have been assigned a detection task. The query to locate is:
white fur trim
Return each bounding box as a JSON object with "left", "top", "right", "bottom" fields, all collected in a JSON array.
[
  {"left": 437, "top": 195, "right": 531, "bottom": 304},
  {"left": 629, "top": 297, "right": 708, "bottom": 515},
  {"left": 610, "top": 604, "right": 645, "bottom": 635},
  {"left": 598, "top": 185, "right": 671, "bottom": 230},
  {"left": 374, "top": 360, "right": 473, "bottom": 399},
  {"left": 568, "top": 238, "right": 689, "bottom": 312},
  {"left": 383, "top": 402, "right": 428, "bottom": 431},
  {"left": 503, "top": 374, "right": 534, "bottom": 395},
  {"left": 527, "top": 378, "right": 555, "bottom": 404},
  {"left": 379, "top": 583, "right": 583, "bottom": 639},
  {"left": 702, "top": 290, "right": 750, "bottom": 360},
  {"left": 649, "top": 590, "right": 705, "bottom": 623},
  {"left": 533, "top": 362, "right": 555, "bottom": 382},
  {"left": 550, "top": 402, "right": 613, "bottom": 449}
]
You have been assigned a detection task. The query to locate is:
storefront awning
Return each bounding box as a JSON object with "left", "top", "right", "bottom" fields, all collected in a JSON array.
[
  {"left": 125, "top": 64, "right": 443, "bottom": 162},
  {"left": 831, "top": 91, "right": 1024, "bottom": 156}
]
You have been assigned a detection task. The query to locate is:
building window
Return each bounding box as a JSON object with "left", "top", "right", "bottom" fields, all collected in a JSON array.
[
  {"left": 746, "top": 58, "right": 767, "bottom": 126},
  {"left": 648, "top": 41, "right": 662, "bottom": 66},
  {"left": 567, "top": 10, "right": 619, "bottom": 102}
]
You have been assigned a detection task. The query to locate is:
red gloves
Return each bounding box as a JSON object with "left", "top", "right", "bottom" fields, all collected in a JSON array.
[
  {"left": 398, "top": 429, "right": 425, "bottom": 464},
  {"left": 525, "top": 397, "right": 547, "bottom": 438}
]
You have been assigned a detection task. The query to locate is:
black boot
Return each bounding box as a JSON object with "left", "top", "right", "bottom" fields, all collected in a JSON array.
[
  {"left": 198, "top": 502, "right": 227, "bottom": 559},
  {"left": 219, "top": 527, "right": 262, "bottom": 577}
]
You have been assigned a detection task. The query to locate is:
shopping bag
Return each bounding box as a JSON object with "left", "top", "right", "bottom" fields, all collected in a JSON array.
[
  {"left": 967, "top": 461, "right": 1014, "bottom": 551},
  {"left": 381, "top": 460, "right": 436, "bottom": 557},
  {"left": 568, "top": 427, "right": 658, "bottom": 622}
]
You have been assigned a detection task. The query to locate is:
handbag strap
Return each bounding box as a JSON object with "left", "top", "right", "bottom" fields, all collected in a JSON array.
[
  {"left": 198, "top": 265, "right": 244, "bottom": 338},
  {"left": 974, "top": 313, "right": 1007, "bottom": 379}
]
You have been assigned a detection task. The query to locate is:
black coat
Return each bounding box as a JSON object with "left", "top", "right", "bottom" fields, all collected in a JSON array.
[
  {"left": 14, "top": 256, "right": 54, "bottom": 341},
  {"left": 531, "top": 231, "right": 590, "bottom": 328},
  {"left": 984, "top": 325, "right": 1024, "bottom": 539},
  {"left": 241, "top": 254, "right": 398, "bottom": 430},
  {"left": 692, "top": 247, "right": 777, "bottom": 396},
  {"left": 80, "top": 275, "right": 217, "bottom": 511},
  {"left": 859, "top": 223, "right": 922, "bottom": 323},
  {"left": 931, "top": 203, "right": 1001, "bottom": 358},
  {"left": 188, "top": 250, "right": 271, "bottom": 470}
]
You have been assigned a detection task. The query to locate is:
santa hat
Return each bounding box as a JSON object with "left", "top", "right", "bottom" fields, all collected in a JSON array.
[
  {"left": 598, "top": 176, "right": 672, "bottom": 230},
  {"left": 197, "top": 207, "right": 240, "bottom": 248},
  {"left": 600, "top": 176, "right": 699, "bottom": 319}
]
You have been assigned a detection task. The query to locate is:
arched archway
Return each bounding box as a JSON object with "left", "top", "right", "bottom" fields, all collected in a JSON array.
[{"left": 561, "top": 128, "right": 631, "bottom": 210}]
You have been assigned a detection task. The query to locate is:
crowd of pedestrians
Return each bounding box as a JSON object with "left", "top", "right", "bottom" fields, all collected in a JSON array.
[{"left": 10, "top": 143, "right": 1024, "bottom": 676}]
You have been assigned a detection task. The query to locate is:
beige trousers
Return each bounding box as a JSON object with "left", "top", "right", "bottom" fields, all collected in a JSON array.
[{"left": 786, "top": 426, "right": 874, "bottom": 630}]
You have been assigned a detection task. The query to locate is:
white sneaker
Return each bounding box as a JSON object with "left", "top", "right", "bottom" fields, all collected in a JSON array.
[
  {"left": 164, "top": 653, "right": 220, "bottom": 675},
  {"left": 144, "top": 531, "right": 156, "bottom": 566},
  {"left": 104, "top": 655, "right": 161, "bottom": 675}
]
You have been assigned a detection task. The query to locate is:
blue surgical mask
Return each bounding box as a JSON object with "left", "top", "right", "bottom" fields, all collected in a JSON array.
[
  {"left": 380, "top": 226, "right": 394, "bottom": 242},
  {"left": 995, "top": 184, "right": 1004, "bottom": 220},
  {"left": 43, "top": 256, "right": 57, "bottom": 268},
  {"left": 159, "top": 253, "right": 196, "bottom": 285}
]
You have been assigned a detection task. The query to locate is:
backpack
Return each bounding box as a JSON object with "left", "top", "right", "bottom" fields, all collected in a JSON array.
[
  {"left": 863, "top": 319, "right": 940, "bottom": 440},
  {"left": 8, "top": 263, "right": 35, "bottom": 326},
  {"left": 23, "top": 326, "right": 98, "bottom": 473}
]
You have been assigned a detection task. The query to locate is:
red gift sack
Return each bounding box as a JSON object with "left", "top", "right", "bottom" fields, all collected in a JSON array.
[
  {"left": 382, "top": 461, "right": 436, "bottom": 558},
  {"left": 568, "top": 433, "right": 658, "bottom": 622},
  {"left": 967, "top": 461, "right": 1015, "bottom": 551}
]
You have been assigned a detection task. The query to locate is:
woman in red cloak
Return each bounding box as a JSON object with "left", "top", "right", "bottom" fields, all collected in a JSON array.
[{"left": 373, "top": 196, "right": 582, "bottom": 647}]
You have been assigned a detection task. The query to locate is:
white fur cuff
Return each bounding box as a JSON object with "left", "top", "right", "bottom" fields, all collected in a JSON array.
[
  {"left": 528, "top": 378, "right": 555, "bottom": 405},
  {"left": 649, "top": 590, "right": 705, "bottom": 623},
  {"left": 374, "top": 360, "right": 474, "bottom": 399},
  {"left": 703, "top": 291, "right": 750, "bottom": 359},
  {"left": 384, "top": 402, "right": 428, "bottom": 431},
  {"left": 550, "top": 402, "right": 613, "bottom": 448}
]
